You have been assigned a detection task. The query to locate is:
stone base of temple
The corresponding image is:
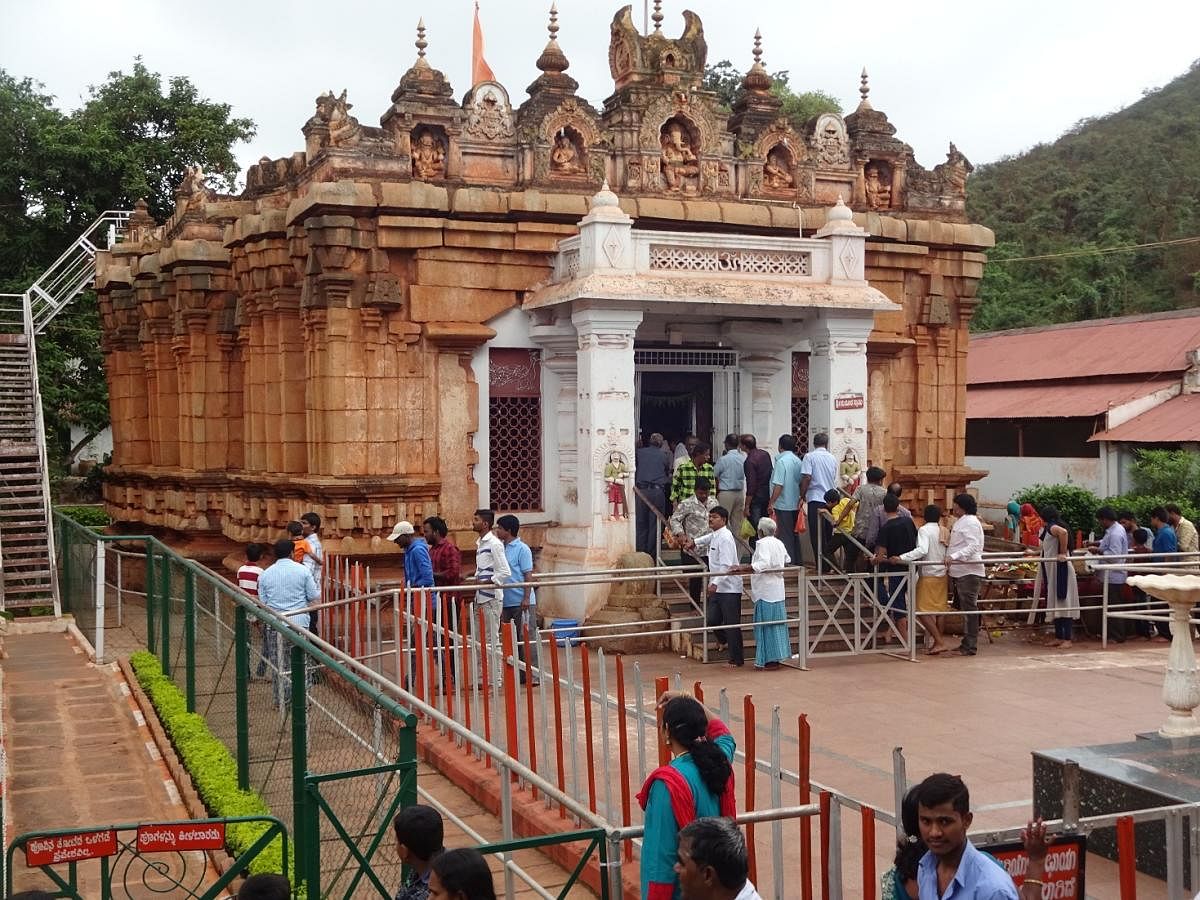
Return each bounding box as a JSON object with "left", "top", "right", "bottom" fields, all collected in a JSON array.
[{"left": 535, "top": 520, "right": 635, "bottom": 621}]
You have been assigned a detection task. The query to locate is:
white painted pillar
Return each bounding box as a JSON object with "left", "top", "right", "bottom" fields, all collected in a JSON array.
[
  {"left": 531, "top": 319, "right": 579, "bottom": 523},
  {"left": 571, "top": 306, "right": 643, "bottom": 547},
  {"left": 808, "top": 312, "right": 873, "bottom": 467}
]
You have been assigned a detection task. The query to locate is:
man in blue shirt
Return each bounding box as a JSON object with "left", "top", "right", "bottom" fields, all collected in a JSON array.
[
  {"left": 390, "top": 520, "right": 435, "bottom": 593},
  {"left": 799, "top": 433, "right": 840, "bottom": 572},
  {"left": 1150, "top": 506, "right": 1179, "bottom": 555},
  {"left": 495, "top": 514, "right": 539, "bottom": 685},
  {"left": 914, "top": 773, "right": 1017, "bottom": 900},
  {"left": 767, "top": 434, "right": 803, "bottom": 565},
  {"left": 713, "top": 433, "right": 747, "bottom": 542},
  {"left": 257, "top": 538, "right": 320, "bottom": 706}
]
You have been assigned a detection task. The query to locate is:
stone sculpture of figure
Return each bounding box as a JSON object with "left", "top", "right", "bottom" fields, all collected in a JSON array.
[
  {"left": 551, "top": 132, "right": 585, "bottom": 175},
  {"left": 604, "top": 450, "right": 631, "bottom": 520},
  {"left": 864, "top": 164, "right": 891, "bottom": 210},
  {"left": 763, "top": 147, "right": 794, "bottom": 189},
  {"left": 942, "top": 142, "right": 972, "bottom": 196},
  {"left": 179, "top": 164, "right": 210, "bottom": 202},
  {"left": 327, "top": 89, "right": 361, "bottom": 148},
  {"left": 815, "top": 118, "right": 849, "bottom": 168},
  {"left": 411, "top": 130, "right": 445, "bottom": 180},
  {"left": 660, "top": 121, "right": 700, "bottom": 192}
]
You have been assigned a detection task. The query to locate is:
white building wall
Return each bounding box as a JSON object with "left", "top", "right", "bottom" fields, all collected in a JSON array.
[{"left": 968, "top": 455, "right": 1104, "bottom": 516}]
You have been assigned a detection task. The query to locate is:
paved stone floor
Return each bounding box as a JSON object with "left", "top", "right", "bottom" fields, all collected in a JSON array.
[
  {"left": 621, "top": 628, "right": 1177, "bottom": 898},
  {"left": 2, "top": 630, "right": 210, "bottom": 897}
]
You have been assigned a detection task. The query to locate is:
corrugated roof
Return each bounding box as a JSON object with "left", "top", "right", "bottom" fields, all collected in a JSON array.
[
  {"left": 968, "top": 309, "right": 1200, "bottom": 385},
  {"left": 967, "top": 379, "right": 1178, "bottom": 419},
  {"left": 1089, "top": 393, "right": 1200, "bottom": 443}
]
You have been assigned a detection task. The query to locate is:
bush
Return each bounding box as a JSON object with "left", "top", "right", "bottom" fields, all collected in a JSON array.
[
  {"left": 1014, "top": 484, "right": 1102, "bottom": 538},
  {"left": 56, "top": 504, "right": 110, "bottom": 528},
  {"left": 1104, "top": 494, "right": 1200, "bottom": 529},
  {"left": 128, "top": 651, "right": 297, "bottom": 890}
]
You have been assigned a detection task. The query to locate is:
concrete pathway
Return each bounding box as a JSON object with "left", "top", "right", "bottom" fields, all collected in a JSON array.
[{"left": 3, "top": 630, "right": 197, "bottom": 896}]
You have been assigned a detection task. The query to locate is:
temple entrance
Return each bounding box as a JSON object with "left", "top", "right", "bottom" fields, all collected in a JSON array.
[
  {"left": 634, "top": 348, "right": 740, "bottom": 451},
  {"left": 637, "top": 371, "right": 713, "bottom": 449}
]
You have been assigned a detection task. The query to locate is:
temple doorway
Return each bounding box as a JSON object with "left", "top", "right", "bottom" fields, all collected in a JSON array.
[{"left": 637, "top": 371, "right": 714, "bottom": 450}]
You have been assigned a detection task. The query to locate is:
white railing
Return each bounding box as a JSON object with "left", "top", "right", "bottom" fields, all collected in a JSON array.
[{"left": 28, "top": 209, "right": 131, "bottom": 333}]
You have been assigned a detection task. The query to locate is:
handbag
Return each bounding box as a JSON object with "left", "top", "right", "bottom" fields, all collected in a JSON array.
[
  {"left": 740, "top": 517, "right": 756, "bottom": 541},
  {"left": 796, "top": 510, "right": 807, "bottom": 534}
]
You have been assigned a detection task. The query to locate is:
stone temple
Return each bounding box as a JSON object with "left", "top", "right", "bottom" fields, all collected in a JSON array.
[{"left": 93, "top": 4, "right": 993, "bottom": 619}]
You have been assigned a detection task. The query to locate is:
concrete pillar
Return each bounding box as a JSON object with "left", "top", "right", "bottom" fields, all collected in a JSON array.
[{"left": 808, "top": 311, "right": 873, "bottom": 470}]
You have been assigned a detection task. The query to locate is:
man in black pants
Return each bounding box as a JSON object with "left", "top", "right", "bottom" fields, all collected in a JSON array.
[
  {"left": 689, "top": 506, "right": 746, "bottom": 667},
  {"left": 634, "top": 432, "right": 672, "bottom": 556}
]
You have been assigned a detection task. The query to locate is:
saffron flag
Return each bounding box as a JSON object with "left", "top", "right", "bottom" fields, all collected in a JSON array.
[{"left": 472, "top": 2, "right": 496, "bottom": 86}]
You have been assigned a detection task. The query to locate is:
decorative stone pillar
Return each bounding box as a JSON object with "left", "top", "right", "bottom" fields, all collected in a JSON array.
[
  {"left": 808, "top": 311, "right": 873, "bottom": 467},
  {"left": 722, "top": 322, "right": 793, "bottom": 443},
  {"left": 530, "top": 318, "right": 579, "bottom": 521}
]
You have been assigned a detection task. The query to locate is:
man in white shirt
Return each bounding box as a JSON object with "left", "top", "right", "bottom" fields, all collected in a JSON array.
[
  {"left": 689, "top": 506, "right": 745, "bottom": 668},
  {"left": 946, "top": 493, "right": 985, "bottom": 656},
  {"left": 676, "top": 817, "right": 764, "bottom": 900},
  {"left": 471, "top": 508, "right": 512, "bottom": 680},
  {"left": 799, "top": 433, "right": 840, "bottom": 569}
]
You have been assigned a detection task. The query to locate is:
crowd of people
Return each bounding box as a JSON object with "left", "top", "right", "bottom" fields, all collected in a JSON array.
[{"left": 636, "top": 431, "right": 991, "bottom": 667}]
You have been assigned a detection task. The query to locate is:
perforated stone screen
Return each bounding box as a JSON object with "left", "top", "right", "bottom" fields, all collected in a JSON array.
[
  {"left": 488, "top": 349, "right": 543, "bottom": 512},
  {"left": 792, "top": 351, "right": 810, "bottom": 446}
]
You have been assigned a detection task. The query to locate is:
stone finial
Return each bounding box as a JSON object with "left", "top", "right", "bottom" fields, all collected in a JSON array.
[
  {"left": 830, "top": 194, "right": 853, "bottom": 221},
  {"left": 742, "top": 28, "right": 772, "bottom": 93},
  {"left": 857, "top": 67, "right": 872, "bottom": 110},
  {"left": 536, "top": 2, "right": 570, "bottom": 74},
  {"left": 590, "top": 178, "right": 620, "bottom": 210},
  {"left": 651, "top": 0, "right": 664, "bottom": 32},
  {"left": 415, "top": 18, "right": 429, "bottom": 68}
]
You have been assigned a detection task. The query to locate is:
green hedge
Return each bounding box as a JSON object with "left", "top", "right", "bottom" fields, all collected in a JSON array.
[
  {"left": 1104, "top": 494, "right": 1200, "bottom": 529},
  {"left": 1014, "top": 484, "right": 1103, "bottom": 538},
  {"left": 56, "top": 504, "right": 110, "bottom": 528},
  {"left": 128, "top": 651, "right": 297, "bottom": 890}
]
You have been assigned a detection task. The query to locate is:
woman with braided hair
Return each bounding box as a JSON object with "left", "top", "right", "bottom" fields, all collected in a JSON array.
[{"left": 636, "top": 692, "right": 737, "bottom": 900}]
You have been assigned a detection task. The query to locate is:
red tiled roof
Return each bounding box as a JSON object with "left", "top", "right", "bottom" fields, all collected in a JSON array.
[
  {"left": 967, "top": 379, "right": 1178, "bottom": 419},
  {"left": 968, "top": 309, "right": 1200, "bottom": 385},
  {"left": 1089, "top": 393, "right": 1200, "bottom": 443}
]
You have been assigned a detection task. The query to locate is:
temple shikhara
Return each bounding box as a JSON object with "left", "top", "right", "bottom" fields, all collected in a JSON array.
[{"left": 94, "top": 4, "right": 993, "bottom": 619}]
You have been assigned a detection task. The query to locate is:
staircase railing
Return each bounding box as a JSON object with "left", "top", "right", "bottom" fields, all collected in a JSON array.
[
  {"left": 23, "top": 291, "right": 60, "bottom": 615},
  {"left": 0, "top": 209, "right": 131, "bottom": 614},
  {"left": 27, "top": 210, "right": 131, "bottom": 334}
]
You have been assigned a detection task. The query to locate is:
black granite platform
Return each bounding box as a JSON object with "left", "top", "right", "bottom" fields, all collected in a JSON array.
[{"left": 1033, "top": 734, "right": 1200, "bottom": 884}]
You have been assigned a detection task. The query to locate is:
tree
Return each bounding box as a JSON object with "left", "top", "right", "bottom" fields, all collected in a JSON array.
[
  {"left": 0, "top": 62, "right": 255, "bottom": 473},
  {"left": 702, "top": 61, "right": 841, "bottom": 131}
]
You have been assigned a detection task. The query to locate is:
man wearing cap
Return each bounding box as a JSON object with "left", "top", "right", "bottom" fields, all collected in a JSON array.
[{"left": 390, "top": 520, "right": 435, "bottom": 596}]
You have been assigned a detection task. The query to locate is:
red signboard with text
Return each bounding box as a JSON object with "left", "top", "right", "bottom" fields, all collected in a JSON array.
[
  {"left": 136, "top": 822, "right": 227, "bottom": 853},
  {"left": 25, "top": 830, "right": 118, "bottom": 866},
  {"left": 982, "top": 833, "right": 1087, "bottom": 899}
]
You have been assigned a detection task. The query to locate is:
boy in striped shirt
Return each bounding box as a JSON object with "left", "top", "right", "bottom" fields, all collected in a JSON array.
[{"left": 236, "top": 544, "right": 268, "bottom": 677}]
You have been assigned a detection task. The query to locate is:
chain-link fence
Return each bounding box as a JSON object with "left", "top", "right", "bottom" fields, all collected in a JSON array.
[{"left": 52, "top": 513, "right": 418, "bottom": 898}]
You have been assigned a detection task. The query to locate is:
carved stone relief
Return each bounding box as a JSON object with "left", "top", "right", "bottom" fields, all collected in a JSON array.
[
  {"left": 812, "top": 114, "right": 850, "bottom": 169},
  {"left": 411, "top": 127, "right": 446, "bottom": 179},
  {"left": 464, "top": 82, "right": 514, "bottom": 141}
]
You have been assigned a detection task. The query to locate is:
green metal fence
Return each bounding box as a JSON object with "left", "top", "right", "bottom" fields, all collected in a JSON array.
[{"left": 53, "top": 513, "right": 419, "bottom": 898}]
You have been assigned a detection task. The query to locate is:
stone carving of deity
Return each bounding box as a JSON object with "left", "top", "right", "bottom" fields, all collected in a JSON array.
[
  {"left": 660, "top": 121, "right": 700, "bottom": 193},
  {"left": 327, "top": 90, "right": 361, "bottom": 148},
  {"left": 942, "top": 143, "right": 972, "bottom": 196},
  {"left": 864, "top": 164, "right": 891, "bottom": 210},
  {"left": 550, "top": 132, "right": 585, "bottom": 175},
  {"left": 411, "top": 130, "right": 445, "bottom": 180},
  {"left": 465, "top": 88, "right": 513, "bottom": 141},
  {"left": 815, "top": 117, "right": 849, "bottom": 168},
  {"left": 764, "top": 147, "right": 794, "bottom": 189}
]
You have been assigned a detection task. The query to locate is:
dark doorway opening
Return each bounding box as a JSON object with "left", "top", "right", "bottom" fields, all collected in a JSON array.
[{"left": 638, "top": 371, "right": 714, "bottom": 449}]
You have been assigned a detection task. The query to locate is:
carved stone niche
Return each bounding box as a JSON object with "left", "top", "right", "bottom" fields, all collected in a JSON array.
[
  {"left": 410, "top": 125, "right": 448, "bottom": 180},
  {"left": 548, "top": 125, "right": 588, "bottom": 178},
  {"left": 863, "top": 159, "right": 894, "bottom": 211},
  {"left": 762, "top": 142, "right": 797, "bottom": 193},
  {"left": 658, "top": 114, "right": 703, "bottom": 194}
]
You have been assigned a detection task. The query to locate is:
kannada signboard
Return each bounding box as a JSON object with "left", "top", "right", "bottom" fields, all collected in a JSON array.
[
  {"left": 834, "top": 392, "right": 864, "bottom": 410},
  {"left": 136, "top": 822, "right": 226, "bottom": 853},
  {"left": 25, "top": 830, "right": 118, "bottom": 866},
  {"left": 982, "top": 833, "right": 1087, "bottom": 899}
]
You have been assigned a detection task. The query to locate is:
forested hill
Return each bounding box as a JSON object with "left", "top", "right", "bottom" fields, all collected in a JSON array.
[{"left": 967, "top": 60, "right": 1200, "bottom": 331}]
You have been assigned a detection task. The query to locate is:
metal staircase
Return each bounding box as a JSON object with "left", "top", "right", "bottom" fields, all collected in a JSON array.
[{"left": 0, "top": 210, "right": 131, "bottom": 614}]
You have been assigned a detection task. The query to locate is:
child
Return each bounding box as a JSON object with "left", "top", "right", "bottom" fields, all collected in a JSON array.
[
  {"left": 237, "top": 544, "right": 269, "bottom": 678},
  {"left": 823, "top": 488, "right": 856, "bottom": 571},
  {"left": 1130, "top": 527, "right": 1162, "bottom": 641},
  {"left": 287, "top": 520, "right": 315, "bottom": 566},
  {"left": 392, "top": 804, "right": 445, "bottom": 900},
  {"left": 299, "top": 511, "right": 324, "bottom": 634}
]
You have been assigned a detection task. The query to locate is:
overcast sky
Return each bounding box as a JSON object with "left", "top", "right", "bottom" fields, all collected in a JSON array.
[{"left": 4, "top": 0, "right": 1198, "bottom": 182}]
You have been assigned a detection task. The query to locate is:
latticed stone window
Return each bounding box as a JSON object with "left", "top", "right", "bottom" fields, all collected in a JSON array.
[
  {"left": 791, "top": 352, "right": 810, "bottom": 447},
  {"left": 488, "top": 348, "right": 543, "bottom": 512}
]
